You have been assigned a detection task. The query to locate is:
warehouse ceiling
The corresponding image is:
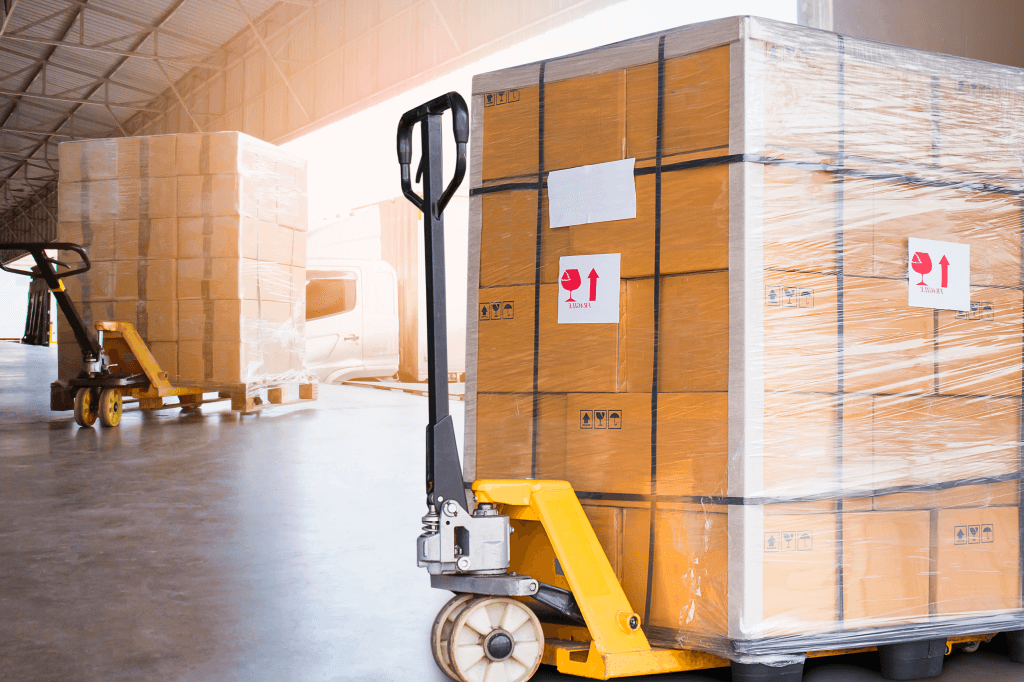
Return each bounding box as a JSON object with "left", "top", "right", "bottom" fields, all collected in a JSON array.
[
  {"left": 0, "top": 0, "right": 285, "bottom": 232},
  {"left": 0, "top": 0, "right": 624, "bottom": 248}
]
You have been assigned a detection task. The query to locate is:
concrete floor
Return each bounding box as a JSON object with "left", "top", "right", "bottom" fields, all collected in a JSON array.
[{"left": 2, "top": 342, "right": 1022, "bottom": 682}]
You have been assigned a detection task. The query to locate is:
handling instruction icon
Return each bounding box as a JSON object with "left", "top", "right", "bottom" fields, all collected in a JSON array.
[{"left": 561, "top": 268, "right": 582, "bottom": 302}]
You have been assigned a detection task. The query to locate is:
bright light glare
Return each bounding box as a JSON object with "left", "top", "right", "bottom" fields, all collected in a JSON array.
[{"left": 282, "top": 0, "right": 798, "bottom": 226}]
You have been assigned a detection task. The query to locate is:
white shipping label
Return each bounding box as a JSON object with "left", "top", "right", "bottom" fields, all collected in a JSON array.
[
  {"left": 557, "top": 253, "right": 620, "bottom": 324},
  {"left": 907, "top": 237, "right": 970, "bottom": 312},
  {"left": 547, "top": 158, "right": 636, "bottom": 228}
]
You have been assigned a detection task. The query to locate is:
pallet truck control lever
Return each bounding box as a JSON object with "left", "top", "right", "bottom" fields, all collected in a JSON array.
[
  {"left": 1, "top": 242, "right": 106, "bottom": 371},
  {"left": 398, "top": 93, "right": 520, "bottom": 585}
]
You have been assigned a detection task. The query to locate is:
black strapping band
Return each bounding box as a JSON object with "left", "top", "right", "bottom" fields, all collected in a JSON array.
[
  {"left": 644, "top": 35, "right": 666, "bottom": 627},
  {"left": 470, "top": 153, "right": 1024, "bottom": 198},
  {"left": 530, "top": 63, "right": 547, "bottom": 479}
]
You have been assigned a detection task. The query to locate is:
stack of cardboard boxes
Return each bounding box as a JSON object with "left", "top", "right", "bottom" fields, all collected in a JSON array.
[
  {"left": 467, "top": 17, "right": 1023, "bottom": 655},
  {"left": 56, "top": 131, "right": 308, "bottom": 390}
]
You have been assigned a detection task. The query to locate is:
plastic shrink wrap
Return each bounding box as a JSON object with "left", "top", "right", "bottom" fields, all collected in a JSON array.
[
  {"left": 55, "top": 131, "right": 310, "bottom": 396},
  {"left": 464, "top": 16, "right": 1024, "bottom": 662}
]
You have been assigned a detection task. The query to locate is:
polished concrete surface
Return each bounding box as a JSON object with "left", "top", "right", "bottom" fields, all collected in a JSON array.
[{"left": 2, "top": 342, "right": 1022, "bottom": 681}]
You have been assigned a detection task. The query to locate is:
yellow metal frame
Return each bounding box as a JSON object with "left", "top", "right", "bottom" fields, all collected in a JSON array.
[
  {"left": 96, "top": 321, "right": 205, "bottom": 402},
  {"left": 473, "top": 480, "right": 729, "bottom": 679},
  {"left": 473, "top": 479, "right": 999, "bottom": 680}
]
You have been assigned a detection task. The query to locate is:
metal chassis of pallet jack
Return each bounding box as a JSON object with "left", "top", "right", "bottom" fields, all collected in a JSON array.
[{"left": 398, "top": 96, "right": 1016, "bottom": 681}]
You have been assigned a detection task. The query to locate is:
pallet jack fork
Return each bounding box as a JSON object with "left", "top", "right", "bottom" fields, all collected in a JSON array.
[
  {"left": 398, "top": 93, "right": 728, "bottom": 682},
  {"left": 1, "top": 242, "right": 207, "bottom": 427}
]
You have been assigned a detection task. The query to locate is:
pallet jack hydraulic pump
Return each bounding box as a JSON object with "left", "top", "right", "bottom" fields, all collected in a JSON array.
[{"left": 1, "top": 242, "right": 210, "bottom": 428}]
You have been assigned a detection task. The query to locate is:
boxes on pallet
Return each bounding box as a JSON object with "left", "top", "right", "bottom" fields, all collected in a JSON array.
[
  {"left": 55, "top": 131, "right": 309, "bottom": 392},
  {"left": 466, "top": 16, "right": 1024, "bottom": 660}
]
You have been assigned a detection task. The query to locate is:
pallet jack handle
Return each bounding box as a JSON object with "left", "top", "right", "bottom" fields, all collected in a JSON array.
[
  {"left": 397, "top": 92, "right": 470, "bottom": 512},
  {"left": 1, "top": 242, "right": 101, "bottom": 360}
]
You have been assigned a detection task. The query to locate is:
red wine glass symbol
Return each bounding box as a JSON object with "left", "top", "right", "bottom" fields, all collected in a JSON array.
[
  {"left": 561, "top": 268, "right": 582, "bottom": 302},
  {"left": 911, "top": 251, "right": 932, "bottom": 286}
]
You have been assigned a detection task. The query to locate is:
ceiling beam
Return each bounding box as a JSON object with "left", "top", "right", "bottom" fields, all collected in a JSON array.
[
  {"left": 0, "top": 34, "right": 224, "bottom": 70},
  {"left": 0, "top": 0, "right": 194, "bottom": 205}
]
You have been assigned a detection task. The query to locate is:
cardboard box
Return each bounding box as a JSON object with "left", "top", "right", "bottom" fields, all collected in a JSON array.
[
  {"left": 935, "top": 506, "right": 1021, "bottom": 615},
  {"left": 937, "top": 286, "right": 1023, "bottom": 396},
  {"left": 842, "top": 510, "right": 931, "bottom": 625},
  {"left": 870, "top": 394, "right": 1020, "bottom": 490}
]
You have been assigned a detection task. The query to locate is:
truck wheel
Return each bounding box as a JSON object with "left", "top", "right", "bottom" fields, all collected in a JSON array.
[
  {"left": 447, "top": 597, "right": 543, "bottom": 682},
  {"left": 98, "top": 388, "right": 122, "bottom": 427},
  {"left": 73, "top": 388, "right": 99, "bottom": 427}
]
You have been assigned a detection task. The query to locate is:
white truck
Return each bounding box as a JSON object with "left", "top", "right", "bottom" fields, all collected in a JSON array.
[{"left": 305, "top": 259, "right": 400, "bottom": 383}]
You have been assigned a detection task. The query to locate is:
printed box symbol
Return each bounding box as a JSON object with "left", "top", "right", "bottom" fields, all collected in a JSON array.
[
  {"left": 608, "top": 410, "right": 622, "bottom": 429},
  {"left": 496, "top": 91, "right": 507, "bottom": 105},
  {"left": 484, "top": 93, "right": 495, "bottom": 107},
  {"left": 765, "top": 285, "right": 781, "bottom": 307},
  {"left": 798, "top": 531, "right": 813, "bottom": 551},
  {"left": 954, "top": 526, "right": 967, "bottom": 545},
  {"left": 490, "top": 302, "right": 501, "bottom": 319},
  {"left": 782, "top": 532, "right": 796, "bottom": 551},
  {"left": 479, "top": 303, "right": 491, "bottom": 320},
  {"left": 764, "top": 532, "right": 780, "bottom": 551},
  {"left": 594, "top": 410, "right": 607, "bottom": 429},
  {"left": 968, "top": 525, "right": 981, "bottom": 544},
  {"left": 509, "top": 89, "right": 520, "bottom": 102},
  {"left": 982, "top": 525, "right": 994, "bottom": 543},
  {"left": 783, "top": 288, "right": 797, "bottom": 307},
  {"left": 580, "top": 410, "right": 594, "bottom": 429},
  {"left": 799, "top": 289, "right": 814, "bottom": 307},
  {"left": 502, "top": 301, "right": 514, "bottom": 319}
]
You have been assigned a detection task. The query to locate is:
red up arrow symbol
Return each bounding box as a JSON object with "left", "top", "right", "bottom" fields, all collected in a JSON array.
[
  {"left": 588, "top": 268, "right": 599, "bottom": 302},
  {"left": 939, "top": 255, "right": 949, "bottom": 288}
]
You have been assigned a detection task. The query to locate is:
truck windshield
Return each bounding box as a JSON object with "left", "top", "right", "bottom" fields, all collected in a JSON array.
[{"left": 306, "top": 276, "right": 357, "bottom": 320}]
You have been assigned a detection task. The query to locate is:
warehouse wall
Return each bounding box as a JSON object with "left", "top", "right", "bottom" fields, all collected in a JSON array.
[{"left": 801, "top": 0, "right": 1024, "bottom": 69}]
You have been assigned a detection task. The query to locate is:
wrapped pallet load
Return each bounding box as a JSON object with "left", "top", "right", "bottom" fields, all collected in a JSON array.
[
  {"left": 465, "top": 16, "right": 1024, "bottom": 668},
  {"left": 55, "top": 131, "right": 309, "bottom": 402}
]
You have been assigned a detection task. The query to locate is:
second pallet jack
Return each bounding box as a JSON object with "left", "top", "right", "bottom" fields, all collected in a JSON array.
[{"left": 1, "top": 242, "right": 211, "bottom": 427}]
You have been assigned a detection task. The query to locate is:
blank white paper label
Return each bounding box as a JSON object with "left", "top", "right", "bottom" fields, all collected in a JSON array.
[
  {"left": 547, "top": 158, "right": 636, "bottom": 228},
  {"left": 908, "top": 237, "right": 970, "bottom": 312}
]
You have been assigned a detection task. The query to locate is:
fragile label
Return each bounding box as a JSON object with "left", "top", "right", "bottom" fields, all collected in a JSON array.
[
  {"left": 955, "top": 302, "right": 994, "bottom": 321},
  {"left": 954, "top": 524, "right": 994, "bottom": 545},
  {"left": 765, "top": 285, "right": 814, "bottom": 308},
  {"left": 479, "top": 301, "right": 514, "bottom": 320},
  {"left": 579, "top": 409, "right": 622, "bottom": 429},
  {"left": 558, "top": 253, "right": 620, "bottom": 324},
  {"left": 764, "top": 530, "right": 813, "bottom": 552},
  {"left": 483, "top": 89, "right": 519, "bottom": 107},
  {"left": 908, "top": 238, "right": 970, "bottom": 312}
]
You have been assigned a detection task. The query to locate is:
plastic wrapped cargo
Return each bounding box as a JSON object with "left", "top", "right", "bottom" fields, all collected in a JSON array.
[
  {"left": 55, "top": 131, "right": 310, "bottom": 396},
  {"left": 464, "top": 15, "right": 1024, "bottom": 664}
]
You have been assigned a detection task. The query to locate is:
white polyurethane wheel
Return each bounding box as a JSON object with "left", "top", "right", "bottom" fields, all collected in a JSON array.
[
  {"left": 431, "top": 593, "right": 475, "bottom": 680},
  {"left": 447, "top": 597, "right": 544, "bottom": 682}
]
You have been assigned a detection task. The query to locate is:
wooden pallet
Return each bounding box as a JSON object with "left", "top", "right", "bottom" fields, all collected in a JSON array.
[
  {"left": 341, "top": 379, "right": 464, "bottom": 401},
  {"left": 125, "top": 381, "right": 319, "bottom": 415}
]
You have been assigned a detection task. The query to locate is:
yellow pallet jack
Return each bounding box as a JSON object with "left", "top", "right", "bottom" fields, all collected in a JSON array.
[
  {"left": 396, "top": 93, "right": 1011, "bottom": 682},
  {"left": 2, "top": 242, "right": 208, "bottom": 427}
]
